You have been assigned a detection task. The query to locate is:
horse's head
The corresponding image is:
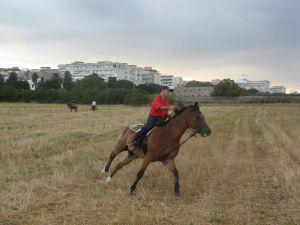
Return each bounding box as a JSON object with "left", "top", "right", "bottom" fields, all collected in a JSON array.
[{"left": 182, "top": 102, "right": 211, "bottom": 137}]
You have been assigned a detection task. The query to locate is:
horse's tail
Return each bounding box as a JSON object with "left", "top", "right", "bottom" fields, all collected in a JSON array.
[
  {"left": 122, "top": 126, "right": 129, "bottom": 135},
  {"left": 116, "top": 126, "right": 128, "bottom": 140}
]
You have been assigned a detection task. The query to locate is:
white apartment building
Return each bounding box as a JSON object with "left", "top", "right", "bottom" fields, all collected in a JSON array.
[
  {"left": 173, "top": 76, "right": 184, "bottom": 87},
  {"left": 0, "top": 67, "right": 20, "bottom": 80},
  {"left": 141, "top": 67, "right": 161, "bottom": 84},
  {"left": 211, "top": 79, "right": 221, "bottom": 85},
  {"left": 270, "top": 86, "right": 286, "bottom": 94},
  {"left": 160, "top": 75, "right": 184, "bottom": 89},
  {"left": 58, "top": 61, "right": 118, "bottom": 81},
  {"left": 160, "top": 75, "right": 175, "bottom": 89},
  {"left": 58, "top": 61, "right": 186, "bottom": 86},
  {"left": 58, "top": 61, "right": 147, "bottom": 85},
  {"left": 236, "top": 78, "right": 270, "bottom": 92}
]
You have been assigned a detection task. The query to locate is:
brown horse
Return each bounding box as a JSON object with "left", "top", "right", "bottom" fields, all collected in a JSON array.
[
  {"left": 102, "top": 102, "right": 211, "bottom": 196},
  {"left": 67, "top": 102, "right": 77, "bottom": 112}
]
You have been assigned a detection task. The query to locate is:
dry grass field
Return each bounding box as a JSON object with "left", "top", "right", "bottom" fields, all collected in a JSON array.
[{"left": 0, "top": 103, "right": 299, "bottom": 225}]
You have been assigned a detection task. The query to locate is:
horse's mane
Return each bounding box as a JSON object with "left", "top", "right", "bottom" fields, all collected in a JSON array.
[
  {"left": 156, "top": 105, "right": 194, "bottom": 127},
  {"left": 174, "top": 105, "right": 194, "bottom": 116}
]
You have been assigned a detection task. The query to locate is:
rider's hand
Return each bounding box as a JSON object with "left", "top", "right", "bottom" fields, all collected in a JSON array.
[{"left": 168, "top": 105, "right": 176, "bottom": 110}]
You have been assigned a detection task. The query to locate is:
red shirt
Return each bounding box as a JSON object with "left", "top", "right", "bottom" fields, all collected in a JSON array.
[{"left": 149, "top": 95, "right": 169, "bottom": 118}]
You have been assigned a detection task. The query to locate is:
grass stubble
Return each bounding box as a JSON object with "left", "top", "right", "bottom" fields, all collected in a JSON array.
[{"left": 0, "top": 103, "right": 299, "bottom": 225}]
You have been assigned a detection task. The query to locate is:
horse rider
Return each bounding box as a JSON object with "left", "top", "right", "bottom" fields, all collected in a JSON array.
[
  {"left": 127, "top": 86, "right": 176, "bottom": 152},
  {"left": 91, "top": 100, "right": 97, "bottom": 111}
]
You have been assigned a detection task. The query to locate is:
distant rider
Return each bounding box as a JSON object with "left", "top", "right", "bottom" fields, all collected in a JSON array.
[{"left": 91, "top": 100, "right": 97, "bottom": 112}]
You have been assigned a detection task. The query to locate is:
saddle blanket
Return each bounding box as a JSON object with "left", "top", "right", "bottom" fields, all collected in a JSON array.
[{"left": 128, "top": 124, "right": 157, "bottom": 136}]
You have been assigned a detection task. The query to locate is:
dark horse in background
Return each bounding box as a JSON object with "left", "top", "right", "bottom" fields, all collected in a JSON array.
[
  {"left": 91, "top": 105, "right": 97, "bottom": 112},
  {"left": 102, "top": 102, "right": 211, "bottom": 196},
  {"left": 67, "top": 101, "right": 78, "bottom": 112}
]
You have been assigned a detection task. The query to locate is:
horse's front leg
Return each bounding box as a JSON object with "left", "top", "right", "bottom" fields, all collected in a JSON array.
[
  {"left": 166, "top": 159, "right": 180, "bottom": 196},
  {"left": 130, "top": 156, "right": 151, "bottom": 195}
]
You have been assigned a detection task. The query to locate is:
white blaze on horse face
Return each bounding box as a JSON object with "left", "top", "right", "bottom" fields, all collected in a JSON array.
[{"left": 105, "top": 176, "right": 112, "bottom": 184}]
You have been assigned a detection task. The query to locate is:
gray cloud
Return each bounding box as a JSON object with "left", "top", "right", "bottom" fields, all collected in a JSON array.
[{"left": 0, "top": 0, "right": 299, "bottom": 91}]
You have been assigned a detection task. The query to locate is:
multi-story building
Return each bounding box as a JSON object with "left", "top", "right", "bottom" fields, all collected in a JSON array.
[
  {"left": 160, "top": 75, "right": 184, "bottom": 89},
  {"left": 38, "top": 67, "right": 59, "bottom": 80},
  {"left": 270, "top": 86, "right": 286, "bottom": 94},
  {"left": 173, "top": 77, "right": 184, "bottom": 87},
  {"left": 59, "top": 61, "right": 147, "bottom": 85},
  {"left": 236, "top": 78, "right": 270, "bottom": 92},
  {"left": 140, "top": 67, "right": 161, "bottom": 84},
  {"left": 211, "top": 79, "right": 221, "bottom": 85},
  {"left": 174, "top": 86, "right": 214, "bottom": 99},
  {"left": 160, "top": 75, "right": 175, "bottom": 89},
  {"left": 58, "top": 61, "right": 187, "bottom": 87},
  {"left": 0, "top": 67, "right": 20, "bottom": 79}
]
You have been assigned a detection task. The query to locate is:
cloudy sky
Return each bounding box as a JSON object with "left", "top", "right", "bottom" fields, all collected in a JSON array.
[{"left": 0, "top": 0, "right": 299, "bottom": 92}]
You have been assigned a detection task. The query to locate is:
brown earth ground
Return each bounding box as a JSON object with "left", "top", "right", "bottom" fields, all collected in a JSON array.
[{"left": 0, "top": 103, "right": 299, "bottom": 225}]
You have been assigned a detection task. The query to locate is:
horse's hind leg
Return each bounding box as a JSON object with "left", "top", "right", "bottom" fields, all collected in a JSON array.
[
  {"left": 102, "top": 128, "right": 131, "bottom": 173},
  {"left": 102, "top": 141, "right": 127, "bottom": 173},
  {"left": 166, "top": 159, "right": 180, "bottom": 196},
  {"left": 102, "top": 148, "right": 122, "bottom": 173},
  {"left": 105, "top": 153, "right": 138, "bottom": 183}
]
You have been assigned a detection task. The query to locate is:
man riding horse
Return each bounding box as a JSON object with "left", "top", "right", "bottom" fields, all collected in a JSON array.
[
  {"left": 102, "top": 86, "right": 211, "bottom": 196},
  {"left": 127, "top": 86, "right": 176, "bottom": 152}
]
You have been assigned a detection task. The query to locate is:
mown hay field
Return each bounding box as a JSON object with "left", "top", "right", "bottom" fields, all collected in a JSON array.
[{"left": 0, "top": 103, "right": 299, "bottom": 225}]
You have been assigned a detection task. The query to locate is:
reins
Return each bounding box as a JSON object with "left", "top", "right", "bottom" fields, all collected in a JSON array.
[{"left": 165, "top": 128, "right": 198, "bottom": 157}]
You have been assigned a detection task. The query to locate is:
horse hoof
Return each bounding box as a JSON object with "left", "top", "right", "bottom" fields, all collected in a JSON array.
[
  {"left": 129, "top": 191, "right": 136, "bottom": 196},
  {"left": 101, "top": 167, "right": 106, "bottom": 173},
  {"left": 105, "top": 176, "right": 112, "bottom": 184},
  {"left": 175, "top": 192, "right": 180, "bottom": 197}
]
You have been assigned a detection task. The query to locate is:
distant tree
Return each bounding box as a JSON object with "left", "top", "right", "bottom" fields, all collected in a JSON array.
[
  {"left": 6, "top": 72, "right": 18, "bottom": 88},
  {"left": 108, "top": 77, "right": 134, "bottom": 89},
  {"left": 32, "top": 73, "right": 39, "bottom": 89},
  {"left": 247, "top": 88, "right": 260, "bottom": 94},
  {"left": 44, "top": 73, "right": 62, "bottom": 89},
  {"left": 212, "top": 79, "right": 242, "bottom": 96},
  {"left": 0, "top": 75, "right": 5, "bottom": 87},
  {"left": 125, "top": 90, "right": 149, "bottom": 105},
  {"left": 136, "top": 83, "right": 161, "bottom": 94},
  {"left": 15, "top": 81, "right": 30, "bottom": 90},
  {"left": 63, "top": 71, "right": 73, "bottom": 90},
  {"left": 37, "top": 77, "right": 45, "bottom": 90},
  {"left": 108, "top": 77, "right": 117, "bottom": 88},
  {"left": 74, "top": 73, "right": 107, "bottom": 91},
  {"left": 1, "top": 87, "right": 16, "bottom": 101},
  {"left": 185, "top": 80, "right": 214, "bottom": 87},
  {"left": 110, "top": 79, "right": 134, "bottom": 89}
]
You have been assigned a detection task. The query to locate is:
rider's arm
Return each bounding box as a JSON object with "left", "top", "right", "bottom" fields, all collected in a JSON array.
[{"left": 160, "top": 105, "right": 176, "bottom": 110}]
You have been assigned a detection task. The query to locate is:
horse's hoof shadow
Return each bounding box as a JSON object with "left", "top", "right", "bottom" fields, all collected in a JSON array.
[
  {"left": 129, "top": 191, "right": 136, "bottom": 196},
  {"left": 101, "top": 167, "right": 107, "bottom": 174},
  {"left": 105, "top": 176, "right": 112, "bottom": 184}
]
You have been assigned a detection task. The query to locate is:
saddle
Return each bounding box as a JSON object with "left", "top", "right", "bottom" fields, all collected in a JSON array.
[
  {"left": 128, "top": 124, "right": 157, "bottom": 136},
  {"left": 128, "top": 118, "right": 170, "bottom": 154}
]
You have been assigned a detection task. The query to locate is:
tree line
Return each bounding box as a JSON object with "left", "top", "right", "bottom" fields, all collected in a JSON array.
[
  {"left": 0, "top": 72, "right": 163, "bottom": 105},
  {"left": 1, "top": 73, "right": 295, "bottom": 105},
  {"left": 185, "top": 79, "right": 294, "bottom": 96}
]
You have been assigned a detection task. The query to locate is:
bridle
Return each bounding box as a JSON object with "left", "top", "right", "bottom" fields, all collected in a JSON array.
[{"left": 164, "top": 108, "right": 202, "bottom": 157}]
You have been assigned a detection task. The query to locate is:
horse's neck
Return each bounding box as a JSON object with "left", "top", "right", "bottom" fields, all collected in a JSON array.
[{"left": 166, "top": 111, "right": 190, "bottom": 141}]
